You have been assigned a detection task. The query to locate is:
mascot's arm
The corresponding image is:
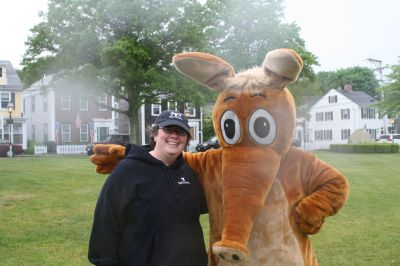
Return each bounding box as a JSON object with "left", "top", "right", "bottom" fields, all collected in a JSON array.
[
  {"left": 293, "top": 150, "right": 349, "bottom": 235},
  {"left": 183, "top": 149, "right": 223, "bottom": 185},
  {"left": 90, "top": 144, "right": 126, "bottom": 174}
]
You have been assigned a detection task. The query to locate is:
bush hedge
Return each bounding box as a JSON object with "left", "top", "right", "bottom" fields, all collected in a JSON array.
[{"left": 330, "top": 143, "right": 399, "bottom": 153}]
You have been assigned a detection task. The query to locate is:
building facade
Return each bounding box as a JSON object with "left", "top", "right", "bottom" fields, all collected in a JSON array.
[
  {"left": 23, "top": 75, "right": 114, "bottom": 146},
  {"left": 24, "top": 75, "right": 203, "bottom": 150},
  {"left": 0, "top": 61, "right": 27, "bottom": 148},
  {"left": 301, "top": 85, "right": 387, "bottom": 150}
]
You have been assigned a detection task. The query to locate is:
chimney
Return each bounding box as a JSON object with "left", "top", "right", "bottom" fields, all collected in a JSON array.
[{"left": 343, "top": 83, "right": 352, "bottom": 92}]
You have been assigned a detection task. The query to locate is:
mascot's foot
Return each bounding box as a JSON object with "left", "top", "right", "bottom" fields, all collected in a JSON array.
[{"left": 212, "top": 240, "right": 248, "bottom": 263}]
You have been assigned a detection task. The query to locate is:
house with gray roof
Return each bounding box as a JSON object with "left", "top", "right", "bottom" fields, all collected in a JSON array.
[
  {"left": 0, "top": 60, "right": 28, "bottom": 149},
  {"left": 298, "top": 84, "right": 388, "bottom": 150}
]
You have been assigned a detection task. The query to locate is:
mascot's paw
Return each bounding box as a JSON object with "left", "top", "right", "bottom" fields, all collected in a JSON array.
[
  {"left": 212, "top": 240, "right": 248, "bottom": 263},
  {"left": 292, "top": 203, "right": 325, "bottom": 235},
  {"left": 90, "top": 144, "right": 126, "bottom": 174}
]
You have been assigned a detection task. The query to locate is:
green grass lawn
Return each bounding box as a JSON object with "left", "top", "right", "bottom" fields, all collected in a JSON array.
[{"left": 0, "top": 152, "right": 399, "bottom": 265}]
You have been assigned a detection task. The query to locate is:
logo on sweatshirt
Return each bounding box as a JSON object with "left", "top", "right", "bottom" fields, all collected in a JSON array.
[{"left": 177, "top": 177, "right": 190, "bottom": 185}]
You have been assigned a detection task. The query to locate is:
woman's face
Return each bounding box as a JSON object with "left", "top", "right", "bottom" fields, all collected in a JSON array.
[{"left": 153, "top": 126, "right": 188, "bottom": 160}]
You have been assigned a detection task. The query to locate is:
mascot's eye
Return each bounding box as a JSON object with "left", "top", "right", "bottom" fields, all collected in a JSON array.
[
  {"left": 220, "top": 110, "right": 241, "bottom": 145},
  {"left": 248, "top": 109, "right": 276, "bottom": 145}
]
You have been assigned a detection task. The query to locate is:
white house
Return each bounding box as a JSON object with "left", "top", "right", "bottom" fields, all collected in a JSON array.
[{"left": 300, "top": 84, "right": 387, "bottom": 150}]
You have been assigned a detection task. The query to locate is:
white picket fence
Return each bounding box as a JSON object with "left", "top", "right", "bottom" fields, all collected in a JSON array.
[
  {"left": 34, "top": 144, "right": 87, "bottom": 155},
  {"left": 34, "top": 145, "right": 47, "bottom": 155}
]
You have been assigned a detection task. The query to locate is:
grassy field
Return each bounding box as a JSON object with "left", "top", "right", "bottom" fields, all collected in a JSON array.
[{"left": 0, "top": 152, "right": 399, "bottom": 265}]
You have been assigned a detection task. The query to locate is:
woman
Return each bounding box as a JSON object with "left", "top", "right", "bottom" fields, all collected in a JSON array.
[{"left": 88, "top": 110, "right": 208, "bottom": 266}]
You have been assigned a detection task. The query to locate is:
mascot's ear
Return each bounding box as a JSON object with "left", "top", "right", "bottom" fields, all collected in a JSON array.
[
  {"left": 173, "top": 52, "right": 235, "bottom": 92},
  {"left": 262, "top": 48, "right": 304, "bottom": 89},
  {"left": 173, "top": 49, "right": 303, "bottom": 91}
]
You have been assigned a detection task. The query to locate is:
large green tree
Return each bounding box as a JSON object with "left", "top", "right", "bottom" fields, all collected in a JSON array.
[
  {"left": 22, "top": 0, "right": 214, "bottom": 143},
  {"left": 378, "top": 62, "right": 400, "bottom": 115},
  {"left": 209, "top": 0, "right": 318, "bottom": 80},
  {"left": 316, "top": 66, "right": 380, "bottom": 97},
  {"left": 22, "top": 0, "right": 319, "bottom": 143},
  {"left": 204, "top": 0, "right": 319, "bottom": 110}
]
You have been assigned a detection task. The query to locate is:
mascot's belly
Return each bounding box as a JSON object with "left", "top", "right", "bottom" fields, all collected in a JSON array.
[{"left": 220, "top": 179, "right": 304, "bottom": 266}]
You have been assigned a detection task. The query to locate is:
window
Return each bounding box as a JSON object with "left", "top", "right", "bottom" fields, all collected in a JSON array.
[
  {"left": 98, "top": 94, "right": 107, "bottom": 111},
  {"left": 80, "top": 95, "right": 88, "bottom": 111},
  {"left": 43, "top": 123, "right": 48, "bottom": 142},
  {"left": 61, "top": 93, "right": 71, "bottom": 110},
  {"left": 315, "top": 129, "right": 332, "bottom": 141},
  {"left": 315, "top": 130, "right": 323, "bottom": 141},
  {"left": 324, "top": 130, "right": 332, "bottom": 140},
  {"left": 368, "top": 108, "right": 375, "bottom": 119},
  {"left": 184, "top": 102, "right": 196, "bottom": 117},
  {"left": 80, "top": 124, "right": 89, "bottom": 142},
  {"left": 367, "top": 129, "right": 377, "bottom": 140},
  {"left": 1, "top": 92, "right": 11, "bottom": 109},
  {"left": 113, "top": 102, "right": 119, "bottom": 118},
  {"left": 61, "top": 123, "right": 71, "bottom": 142},
  {"left": 341, "top": 129, "right": 350, "bottom": 140},
  {"left": 361, "top": 107, "right": 376, "bottom": 119},
  {"left": 168, "top": 101, "right": 177, "bottom": 111},
  {"left": 31, "top": 95, "right": 36, "bottom": 113},
  {"left": 324, "top": 111, "right": 333, "bottom": 121},
  {"left": 316, "top": 112, "right": 324, "bottom": 122},
  {"left": 341, "top": 109, "right": 350, "bottom": 120},
  {"left": 361, "top": 108, "right": 367, "bottom": 119},
  {"left": 12, "top": 123, "right": 23, "bottom": 144},
  {"left": 328, "top": 95, "right": 337, "bottom": 103},
  {"left": 43, "top": 95, "right": 48, "bottom": 112},
  {"left": 32, "top": 125, "right": 36, "bottom": 141},
  {"left": 151, "top": 102, "right": 161, "bottom": 116}
]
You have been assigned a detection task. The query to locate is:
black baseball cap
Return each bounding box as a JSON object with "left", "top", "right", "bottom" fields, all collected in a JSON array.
[{"left": 155, "top": 110, "right": 190, "bottom": 134}]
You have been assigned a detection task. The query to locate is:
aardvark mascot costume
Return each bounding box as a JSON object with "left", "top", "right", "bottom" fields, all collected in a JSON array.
[{"left": 91, "top": 49, "right": 349, "bottom": 266}]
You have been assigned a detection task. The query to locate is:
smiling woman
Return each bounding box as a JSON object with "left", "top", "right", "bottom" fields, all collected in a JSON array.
[{"left": 88, "top": 110, "right": 208, "bottom": 266}]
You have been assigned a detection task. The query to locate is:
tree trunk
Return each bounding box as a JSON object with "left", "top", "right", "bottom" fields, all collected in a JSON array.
[{"left": 126, "top": 91, "right": 142, "bottom": 145}]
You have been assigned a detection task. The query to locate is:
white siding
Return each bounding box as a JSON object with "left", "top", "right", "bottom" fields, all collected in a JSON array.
[{"left": 306, "top": 89, "right": 384, "bottom": 150}]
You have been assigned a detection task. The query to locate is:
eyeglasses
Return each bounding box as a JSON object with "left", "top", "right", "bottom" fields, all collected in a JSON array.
[{"left": 160, "top": 126, "right": 187, "bottom": 136}]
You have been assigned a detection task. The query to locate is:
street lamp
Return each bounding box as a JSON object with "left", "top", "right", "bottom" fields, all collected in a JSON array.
[{"left": 7, "top": 102, "right": 14, "bottom": 158}]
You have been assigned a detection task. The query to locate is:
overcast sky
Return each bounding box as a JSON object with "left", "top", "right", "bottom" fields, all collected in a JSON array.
[
  {"left": 284, "top": 0, "right": 400, "bottom": 76},
  {"left": 1, "top": 0, "right": 399, "bottom": 77}
]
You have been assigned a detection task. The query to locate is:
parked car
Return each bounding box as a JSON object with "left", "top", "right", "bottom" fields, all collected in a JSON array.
[
  {"left": 0, "top": 139, "right": 24, "bottom": 157},
  {"left": 377, "top": 134, "right": 400, "bottom": 144},
  {"left": 196, "top": 136, "right": 220, "bottom": 152},
  {"left": 86, "top": 134, "right": 130, "bottom": 155}
]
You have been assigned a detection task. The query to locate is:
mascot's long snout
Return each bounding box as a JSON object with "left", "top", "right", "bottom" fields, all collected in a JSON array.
[{"left": 212, "top": 146, "right": 281, "bottom": 263}]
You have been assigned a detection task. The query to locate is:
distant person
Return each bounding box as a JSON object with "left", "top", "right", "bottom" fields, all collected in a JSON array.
[{"left": 88, "top": 110, "right": 208, "bottom": 266}]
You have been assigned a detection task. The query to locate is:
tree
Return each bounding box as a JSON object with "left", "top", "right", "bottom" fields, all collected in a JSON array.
[
  {"left": 208, "top": 0, "right": 318, "bottom": 81},
  {"left": 316, "top": 67, "right": 380, "bottom": 97},
  {"left": 377, "top": 62, "right": 400, "bottom": 116},
  {"left": 203, "top": 0, "right": 319, "bottom": 108},
  {"left": 22, "top": 0, "right": 214, "bottom": 144},
  {"left": 22, "top": 0, "right": 319, "bottom": 143}
]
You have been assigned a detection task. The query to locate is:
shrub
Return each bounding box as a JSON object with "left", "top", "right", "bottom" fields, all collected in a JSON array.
[
  {"left": 330, "top": 143, "right": 399, "bottom": 153},
  {"left": 25, "top": 139, "right": 35, "bottom": 154}
]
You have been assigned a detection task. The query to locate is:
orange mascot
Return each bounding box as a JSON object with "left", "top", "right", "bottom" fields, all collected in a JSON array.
[{"left": 91, "top": 49, "right": 349, "bottom": 265}]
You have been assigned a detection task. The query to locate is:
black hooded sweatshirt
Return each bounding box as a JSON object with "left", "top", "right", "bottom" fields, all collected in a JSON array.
[{"left": 88, "top": 144, "right": 208, "bottom": 266}]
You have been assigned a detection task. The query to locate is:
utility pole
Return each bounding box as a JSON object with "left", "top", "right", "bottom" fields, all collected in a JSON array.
[
  {"left": 366, "top": 58, "right": 389, "bottom": 134},
  {"left": 366, "top": 58, "right": 385, "bottom": 83}
]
